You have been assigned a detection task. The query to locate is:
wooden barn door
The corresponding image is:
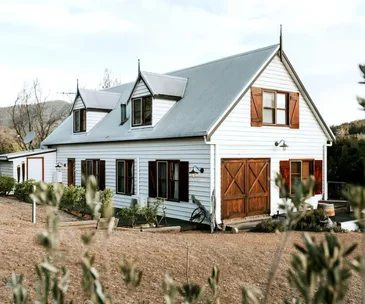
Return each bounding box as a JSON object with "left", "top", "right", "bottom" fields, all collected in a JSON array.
[{"left": 221, "top": 158, "right": 270, "bottom": 220}]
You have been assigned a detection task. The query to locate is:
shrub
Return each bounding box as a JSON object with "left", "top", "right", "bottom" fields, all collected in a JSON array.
[
  {"left": 0, "top": 176, "right": 16, "bottom": 195},
  {"left": 60, "top": 185, "right": 88, "bottom": 215},
  {"left": 14, "top": 179, "right": 38, "bottom": 203},
  {"left": 251, "top": 219, "right": 285, "bottom": 232},
  {"left": 140, "top": 200, "right": 162, "bottom": 227},
  {"left": 117, "top": 204, "right": 140, "bottom": 227},
  {"left": 100, "top": 188, "right": 114, "bottom": 218}
]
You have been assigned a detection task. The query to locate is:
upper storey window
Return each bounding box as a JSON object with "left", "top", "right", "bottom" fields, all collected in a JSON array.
[
  {"left": 74, "top": 109, "right": 86, "bottom": 133},
  {"left": 132, "top": 96, "right": 152, "bottom": 127},
  {"left": 263, "top": 91, "right": 288, "bottom": 125}
]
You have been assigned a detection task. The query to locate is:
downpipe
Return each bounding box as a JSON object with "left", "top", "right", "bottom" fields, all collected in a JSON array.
[{"left": 323, "top": 140, "right": 333, "bottom": 200}]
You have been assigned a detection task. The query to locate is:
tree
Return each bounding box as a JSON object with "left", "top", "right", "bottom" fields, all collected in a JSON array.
[
  {"left": 10, "top": 79, "right": 70, "bottom": 150},
  {"left": 358, "top": 64, "right": 365, "bottom": 110},
  {"left": 99, "top": 68, "right": 121, "bottom": 89},
  {"left": 0, "top": 126, "right": 18, "bottom": 154}
]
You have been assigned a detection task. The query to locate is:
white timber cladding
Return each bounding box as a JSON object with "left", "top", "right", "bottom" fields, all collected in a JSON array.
[
  {"left": 152, "top": 98, "right": 176, "bottom": 126},
  {"left": 73, "top": 97, "right": 84, "bottom": 110},
  {"left": 54, "top": 138, "right": 210, "bottom": 221},
  {"left": 0, "top": 161, "right": 13, "bottom": 177},
  {"left": 86, "top": 111, "right": 107, "bottom": 132},
  {"left": 132, "top": 80, "right": 150, "bottom": 98},
  {"left": 11, "top": 152, "right": 57, "bottom": 182},
  {"left": 211, "top": 55, "right": 328, "bottom": 221}
]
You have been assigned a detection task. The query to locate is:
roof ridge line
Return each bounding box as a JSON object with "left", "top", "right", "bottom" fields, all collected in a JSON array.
[{"left": 166, "top": 44, "right": 279, "bottom": 75}]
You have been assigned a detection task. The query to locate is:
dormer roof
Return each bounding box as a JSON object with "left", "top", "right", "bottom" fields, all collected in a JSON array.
[
  {"left": 140, "top": 71, "right": 187, "bottom": 99},
  {"left": 74, "top": 89, "right": 122, "bottom": 110}
]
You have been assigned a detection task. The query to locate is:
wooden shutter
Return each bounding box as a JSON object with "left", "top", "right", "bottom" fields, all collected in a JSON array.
[
  {"left": 279, "top": 161, "right": 290, "bottom": 197},
  {"left": 251, "top": 87, "right": 263, "bottom": 127},
  {"left": 314, "top": 160, "right": 322, "bottom": 195},
  {"left": 179, "top": 162, "right": 189, "bottom": 202},
  {"left": 81, "top": 160, "right": 86, "bottom": 187},
  {"left": 289, "top": 92, "right": 299, "bottom": 129},
  {"left": 148, "top": 161, "right": 157, "bottom": 197},
  {"left": 17, "top": 166, "right": 20, "bottom": 183},
  {"left": 99, "top": 160, "right": 106, "bottom": 190}
]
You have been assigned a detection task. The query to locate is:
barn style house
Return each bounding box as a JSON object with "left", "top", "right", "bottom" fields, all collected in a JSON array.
[{"left": 41, "top": 43, "right": 335, "bottom": 224}]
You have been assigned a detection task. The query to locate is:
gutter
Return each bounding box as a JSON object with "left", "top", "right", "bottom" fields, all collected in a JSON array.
[{"left": 323, "top": 140, "right": 333, "bottom": 200}]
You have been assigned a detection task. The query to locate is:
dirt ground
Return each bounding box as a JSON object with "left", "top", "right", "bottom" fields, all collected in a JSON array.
[{"left": 0, "top": 197, "right": 363, "bottom": 303}]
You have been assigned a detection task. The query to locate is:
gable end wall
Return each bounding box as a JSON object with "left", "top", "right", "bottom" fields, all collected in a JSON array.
[{"left": 211, "top": 55, "right": 328, "bottom": 221}]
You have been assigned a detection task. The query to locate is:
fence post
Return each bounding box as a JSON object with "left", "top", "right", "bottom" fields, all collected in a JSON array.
[{"left": 32, "top": 185, "right": 36, "bottom": 224}]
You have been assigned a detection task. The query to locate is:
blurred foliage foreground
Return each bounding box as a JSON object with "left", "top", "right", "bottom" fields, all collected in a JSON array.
[{"left": 7, "top": 175, "right": 365, "bottom": 304}]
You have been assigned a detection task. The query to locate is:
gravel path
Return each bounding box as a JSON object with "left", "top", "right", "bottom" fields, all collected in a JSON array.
[{"left": 0, "top": 197, "right": 362, "bottom": 303}]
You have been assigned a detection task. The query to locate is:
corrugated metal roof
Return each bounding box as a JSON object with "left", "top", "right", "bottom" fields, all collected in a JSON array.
[
  {"left": 141, "top": 71, "right": 187, "bottom": 98},
  {"left": 79, "top": 89, "right": 121, "bottom": 110},
  {"left": 42, "top": 45, "right": 279, "bottom": 145},
  {"left": 0, "top": 148, "right": 57, "bottom": 160}
]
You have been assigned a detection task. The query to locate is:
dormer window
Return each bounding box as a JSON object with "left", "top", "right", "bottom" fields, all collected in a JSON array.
[
  {"left": 74, "top": 109, "right": 86, "bottom": 133},
  {"left": 132, "top": 97, "right": 152, "bottom": 127},
  {"left": 120, "top": 104, "right": 128, "bottom": 125}
]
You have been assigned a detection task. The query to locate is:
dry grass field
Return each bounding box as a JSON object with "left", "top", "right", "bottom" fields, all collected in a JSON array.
[{"left": 0, "top": 196, "right": 363, "bottom": 303}]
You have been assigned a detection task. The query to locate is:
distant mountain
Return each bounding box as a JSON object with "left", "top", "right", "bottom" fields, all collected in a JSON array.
[
  {"left": 0, "top": 100, "right": 71, "bottom": 128},
  {"left": 331, "top": 119, "right": 365, "bottom": 139}
]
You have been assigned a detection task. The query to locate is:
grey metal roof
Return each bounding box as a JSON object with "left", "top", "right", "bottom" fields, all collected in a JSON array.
[
  {"left": 79, "top": 89, "right": 121, "bottom": 110},
  {"left": 140, "top": 71, "right": 187, "bottom": 98},
  {"left": 0, "top": 148, "right": 57, "bottom": 160},
  {"left": 42, "top": 45, "right": 282, "bottom": 145}
]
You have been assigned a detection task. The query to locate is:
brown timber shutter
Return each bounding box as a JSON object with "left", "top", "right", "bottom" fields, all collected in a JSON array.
[
  {"left": 17, "top": 166, "right": 20, "bottom": 183},
  {"left": 289, "top": 92, "right": 299, "bottom": 129},
  {"left": 148, "top": 161, "right": 157, "bottom": 197},
  {"left": 99, "top": 160, "right": 106, "bottom": 191},
  {"left": 81, "top": 160, "right": 86, "bottom": 187},
  {"left": 279, "top": 161, "right": 290, "bottom": 197},
  {"left": 179, "top": 162, "right": 189, "bottom": 202},
  {"left": 314, "top": 160, "right": 323, "bottom": 195},
  {"left": 251, "top": 87, "right": 263, "bottom": 127}
]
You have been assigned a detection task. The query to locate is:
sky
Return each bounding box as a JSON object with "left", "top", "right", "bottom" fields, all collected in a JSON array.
[{"left": 1, "top": 0, "right": 365, "bottom": 126}]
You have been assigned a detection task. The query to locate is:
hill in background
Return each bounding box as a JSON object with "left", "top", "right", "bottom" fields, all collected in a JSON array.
[
  {"left": 331, "top": 118, "right": 365, "bottom": 139},
  {"left": 0, "top": 100, "right": 71, "bottom": 128}
]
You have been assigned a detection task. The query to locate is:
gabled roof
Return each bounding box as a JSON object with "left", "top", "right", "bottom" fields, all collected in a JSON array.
[
  {"left": 74, "top": 89, "right": 122, "bottom": 110},
  {"left": 42, "top": 44, "right": 333, "bottom": 146},
  {"left": 0, "top": 148, "right": 57, "bottom": 161},
  {"left": 140, "top": 71, "right": 187, "bottom": 99}
]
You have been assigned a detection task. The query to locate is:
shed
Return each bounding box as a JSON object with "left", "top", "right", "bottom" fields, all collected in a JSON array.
[{"left": 0, "top": 149, "right": 57, "bottom": 183}]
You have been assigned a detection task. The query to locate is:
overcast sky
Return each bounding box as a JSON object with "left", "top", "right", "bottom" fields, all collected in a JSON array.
[{"left": 1, "top": 0, "right": 365, "bottom": 125}]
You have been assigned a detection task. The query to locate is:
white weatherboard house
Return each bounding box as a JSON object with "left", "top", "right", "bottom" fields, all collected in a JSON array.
[
  {"left": 41, "top": 44, "right": 335, "bottom": 224},
  {"left": 0, "top": 149, "right": 57, "bottom": 183}
]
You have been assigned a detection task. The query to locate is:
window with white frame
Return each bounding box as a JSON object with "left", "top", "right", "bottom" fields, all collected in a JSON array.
[{"left": 132, "top": 96, "right": 152, "bottom": 127}]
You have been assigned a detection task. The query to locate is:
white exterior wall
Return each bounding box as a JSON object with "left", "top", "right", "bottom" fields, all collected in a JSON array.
[
  {"left": 153, "top": 98, "right": 176, "bottom": 126},
  {"left": 54, "top": 138, "right": 210, "bottom": 221},
  {"left": 11, "top": 152, "right": 57, "bottom": 183},
  {"left": 73, "top": 97, "right": 84, "bottom": 110},
  {"left": 211, "top": 55, "right": 328, "bottom": 222},
  {"left": 86, "top": 111, "right": 107, "bottom": 132},
  {"left": 0, "top": 161, "right": 13, "bottom": 177},
  {"left": 132, "top": 80, "right": 150, "bottom": 98}
]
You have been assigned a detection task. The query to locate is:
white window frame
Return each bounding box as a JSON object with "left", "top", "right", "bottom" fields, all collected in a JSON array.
[{"left": 157, "top": 161, "right": 168, "bottom": 199}]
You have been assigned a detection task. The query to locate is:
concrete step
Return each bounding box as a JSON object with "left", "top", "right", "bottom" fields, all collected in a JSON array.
[{"left": 225, "top": 215, "right": 271, "bottom": 232}]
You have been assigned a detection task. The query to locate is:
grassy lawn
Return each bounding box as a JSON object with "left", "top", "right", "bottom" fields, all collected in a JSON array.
[{"left": 0, "top": 196, "right": 363, "bottom": 303}]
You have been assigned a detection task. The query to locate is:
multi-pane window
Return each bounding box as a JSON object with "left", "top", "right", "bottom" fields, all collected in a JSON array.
[
  {"left": 81, "top": 159, "right": 105, "bottom": 190},
  {"left": 74, "top": 109, "right": 86, "bottom": 132},
  {"left": 263, "top": 91, "right": 288, "bottom": 125},
  {"left": 116, "top": 160, "right": 134, "bottom": 195},
  {"left": 149, "top": 160, "right": 189, "bottom": 202},
  {"left": 132, "top": 97, "right": 152, "bottom": 127},
  {"left": 290, "top": 160, "right": 314, "bottom": 193}
]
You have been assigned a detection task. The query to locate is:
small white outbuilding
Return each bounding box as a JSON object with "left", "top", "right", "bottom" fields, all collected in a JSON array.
[{"left": 0, "top": 149, "right": 57, "bottom": 183}]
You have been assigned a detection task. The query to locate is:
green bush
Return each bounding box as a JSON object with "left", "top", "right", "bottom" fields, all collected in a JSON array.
[
  {"left": 100, "top": 188, "right": 114, "bottom": 218},
  {"left": 117, "top": 204, "right": 140, "bottom": 227},
  {"left": 60, "top": 185, "right": 87, "bottom": 215},
  {"left": 14, "top": 179, "right": 38, "bottom": 203},
  {"left": 251, "top": 219, "right": 285, "bottom": 232},
  {"left": 0, "top": 176, "right": 16, "bottom": 195},
  {"left": 140, "top": 200, "right": 162, "bottom": 227}
]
